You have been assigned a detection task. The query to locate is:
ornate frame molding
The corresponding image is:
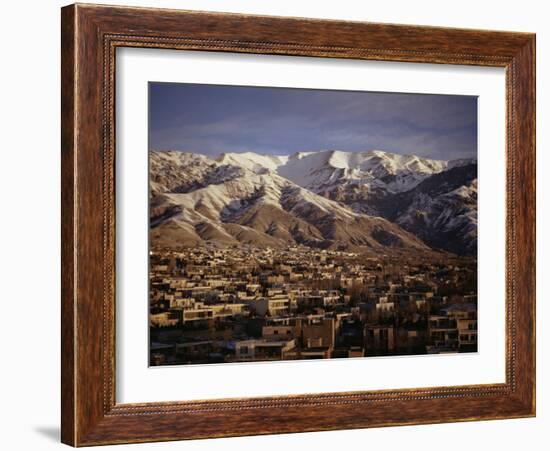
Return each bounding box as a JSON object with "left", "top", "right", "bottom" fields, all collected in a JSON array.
[{"left": 62, "top": 4, "right": 535, "bottom": 446}]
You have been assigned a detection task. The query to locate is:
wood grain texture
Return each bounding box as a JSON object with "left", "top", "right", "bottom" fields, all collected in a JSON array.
[
  {"left": 61, "top": 3, "right": 536, "bottom": 446},
  {"left": 61, "top": 5, "right": 76, "bottom": 445}
]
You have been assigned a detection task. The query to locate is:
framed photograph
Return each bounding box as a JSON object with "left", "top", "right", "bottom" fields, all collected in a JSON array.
[{"left": 61, "top": 3, "right": 536, "bottom": 446}]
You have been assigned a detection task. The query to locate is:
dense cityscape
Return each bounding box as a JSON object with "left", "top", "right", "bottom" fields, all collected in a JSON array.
[{"left": 149, "top": 246, "right": 477, "bottom": 366}]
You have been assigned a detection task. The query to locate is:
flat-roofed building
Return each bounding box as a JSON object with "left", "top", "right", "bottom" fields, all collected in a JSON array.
[
  {"left": 262, "top": 324, "right": 295, "bottom": 340},
  {"left": 458, "top": 318, "right": 477, "bottom": 351},
  {"left": 299, "top": 317, "right": 336, "bottom": 350},
  {"left": 242, "top": 296, "right": 290, "bottom": 317},
  {"left": 150, "top": 311, "right": 180, "bottom": 327},
  {"left": 234, "top": 339, "right": 296, "bottom": 361},
  {"left": 428, "top": 315, "right": 458, "bottom": 350},
  {"left": 365, "top": 324, "right": 395, "bottom": 354}
]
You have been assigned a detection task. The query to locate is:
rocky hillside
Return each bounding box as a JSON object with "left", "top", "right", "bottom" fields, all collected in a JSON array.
[{"left": 149, "top": 149, "right": 477, "bottom": 255}]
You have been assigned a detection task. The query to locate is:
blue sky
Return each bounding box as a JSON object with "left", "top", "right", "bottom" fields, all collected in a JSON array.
[{"left": 149, "top": 82, "right": 477, "bottom": 160}]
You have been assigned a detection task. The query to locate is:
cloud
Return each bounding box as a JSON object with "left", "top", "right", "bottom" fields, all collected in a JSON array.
[{"left": 149, "top": 83, "right": 477, "bottom": 160}]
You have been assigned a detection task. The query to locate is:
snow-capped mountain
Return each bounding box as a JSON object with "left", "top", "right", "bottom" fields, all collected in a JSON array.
[
  {"left": 216, "top": 152, "right": 289, "bottom": 173},
  {"left": 149, "top": 149, "right": 477, "bottom": 255},
  {"left": 278, "top": 149, "right": 472, "bottom": 194},
  {"left": 275, "top": 150, "right": 475, "bottom": 218},
  {"left": 376, "top": 163, "right": 478, "bottom": 255},
  {"left": 150, "top": 151, "right": 432, "bottom": 253}
]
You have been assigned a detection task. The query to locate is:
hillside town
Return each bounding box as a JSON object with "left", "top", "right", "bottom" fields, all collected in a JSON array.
[{"left": 149, "top": 246, "right": 477, "bottom": 366}]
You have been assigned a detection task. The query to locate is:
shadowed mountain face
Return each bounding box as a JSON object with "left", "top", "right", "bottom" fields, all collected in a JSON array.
[
  {"left": 372, "top": 164, "right": 478, "bottom": 255},
  {"left": 149, "top": 150, "right": 477, "bottom": 256}
]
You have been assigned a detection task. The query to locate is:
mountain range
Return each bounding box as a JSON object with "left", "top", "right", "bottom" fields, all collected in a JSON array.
[{"left": 149, "top": 149, "right": 477, "bottom": 256}]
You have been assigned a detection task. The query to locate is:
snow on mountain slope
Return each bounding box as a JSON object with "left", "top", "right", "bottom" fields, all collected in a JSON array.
[
  {"left": 149, "top": 150, "right": 432, "bottom": 252},
  {"left": 277, "top": 149, "right": 474, "bottom": 194},
  {"left": 150, "top": 151, "right": 244, "bottom": 194},
  {"left": 217, "top": 152, "right": 289, "bottom": 173},
  {"left": 378, "top": 163, "right": 478, "bottom": 255},
  {"left": 162, "top": 148, "right": 473, "bottom": 196}
]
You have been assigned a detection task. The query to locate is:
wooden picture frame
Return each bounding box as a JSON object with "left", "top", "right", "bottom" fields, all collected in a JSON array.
[{"left": 61, "top": 3, "right": 535, "bottom": 446}]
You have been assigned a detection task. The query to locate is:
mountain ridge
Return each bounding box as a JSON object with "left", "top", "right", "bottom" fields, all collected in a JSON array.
[{"left": 150, "top": 149, "right": 477, "bottom": 255}]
